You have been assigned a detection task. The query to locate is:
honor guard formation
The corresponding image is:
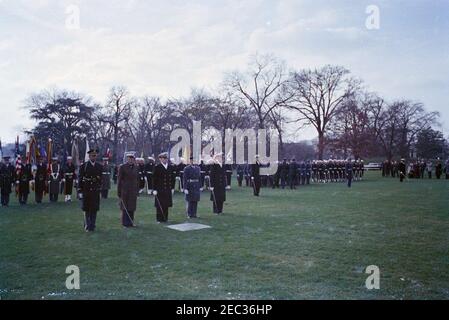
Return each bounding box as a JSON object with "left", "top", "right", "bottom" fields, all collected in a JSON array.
[{"left": 1, "top": 149, "right": 448, "bottom": 232}]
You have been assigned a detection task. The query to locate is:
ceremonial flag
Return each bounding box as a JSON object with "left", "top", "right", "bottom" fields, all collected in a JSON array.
[
  {"left": 84, "top": 138, "right": 90, "bottom": 162},
  {"left": 71, "top": 138, "right": 80, "bottom": 167},
  {"left": 46, "top": 138, "right": 53, "bottom": 173}
]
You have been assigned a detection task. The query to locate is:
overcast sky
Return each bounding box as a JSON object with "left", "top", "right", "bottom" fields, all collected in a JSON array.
[{"left": 0, "top": 0, "right": 448, "bottom": 143}]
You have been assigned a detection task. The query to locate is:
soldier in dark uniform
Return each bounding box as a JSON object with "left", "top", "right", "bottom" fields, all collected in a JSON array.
[
  {"left": 288, "top": 158, "right": 298, "bottom": 189},
  {"left": 279, "top": 159, "right": 288, "bottom": 189},
  {"left": 398, "top": 159, "right": 406, "bottom": 183},
  {"left": 136, "top": 158, "right": 145, "bottom": 195},
  {"left": 101, "top": 157, "right": 111, "bottom": 199},
  {"left": 244, "top": 162, "right": 251, "bottom": 187},
  {"left": 34, "top": 156, "right": 47, "bottom": 203},
  {"left": 251, "top": 155, "right": 264, "bottom": 196},
  {"left": 183, "top": 155, "right": 201, "bottom": 218},
  {"left": 272, "top": 161, "right": 281, "bottom": 189},
  {"left": 78, "top": 149, "right": 103, "bottom": 232},
  {"left": 118, "top": 152, "right": 139, "bottom": 227},
  {"left": 0, "top": 156, "right": 14, "bottom": 206},
  {"left": 236, "top": 163, "right": 245, "bottom": 187},
  {"left": 113, "top": 165, "right": 118, "bottom": 185},
  {"left": 435, "top": 158, "right": 443, "bottom": 179},
  {"left": 153, "top": 153, "right": 175, "bottom": 223},
  {"left": 176, "top": 159, "right": 186, "bottom": 192},
  {"left": 199, "top": 159, "right": 207, "bottom": 191},
  {"left": 345, "top": 159, "right": 354, "bottom": 188},
  {"left": 145, "top": 156, "right": 155, "bottom": 195},
  {"left": 209, "top": 154, "right": 226, "bottom": 214},
  {"left": 63, "top": 156, "right": 76, "bottom": 202},
  {"left": 48, "top": 157, "right": 62, "bottom": 202},
  {"left": 16, "top": 161, "right": 33, "bottom": 205}
]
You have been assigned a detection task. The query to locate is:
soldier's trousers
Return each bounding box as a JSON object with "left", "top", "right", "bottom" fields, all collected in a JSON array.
[
  {"left": 289, "top": 176, "right": 297, "bottom": 189},
  {"left": 156, "top": 206, "right": 169, "bottom": 222},
  {"left": 101, "top": 189, "right": 109, "bottom": 199},
  {"left": 19, "top": 193, "right": 28, "bottom": 204},
  {"left": 49, "top": 193, "right": 58, "bottom": 202},
  {"left": 84, "top": 211, "right": 97, "bottom": 231},
  {"left": 213, "top": 200, "right": 224, "bottom": 214},
  {"left": 237, "top": 174, "right": 243, "bottom": 187},
  {"left": 121, "top": 210, "right": 135, "bottom": 227},
  {"left": 253, "top": 178, "right": 261, "bottom": 196},
  {"left": 1, "top": 193, "right": 10, "bottom": 206},
  {"left": 186, "top": 201, "right": 198, "bottom": 217},
  {"left": 35, "top": 190, "right": 44, "bottom": 203}
]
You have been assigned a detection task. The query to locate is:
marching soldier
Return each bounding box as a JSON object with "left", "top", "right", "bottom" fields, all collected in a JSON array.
[
  {"left": 176, "top": 158, "right": 186, "bottom": 192},
  {"left": 209, "top": 154, "right": 226, "bottom": 214},
  {"left": 435, "top": 158, "right": 443, "bottom": 179},
  {"left": 0, "top": 156, "right": 14, "bottom": 207},
  {"left": 48, "top": 157, "right": 62, "bottom": 202},
  {"left": 62, "top": 156, "right": 76, "bottom": 202},
  {"left": 244, "top": 162, "right": 251, "bottom": 187},
  {"left": 305, "top": 160, "right": 312, "bottom": 185},
  {"left": 288, "top": 158, "right": 298, "bottom": 189},
  {"left": 153, "top": 152, "right": 175, "bottom": 223},
  {"left": 345, "top": 159, "right": 354, "bottom": 188},
  {"left": 236, "top": 163, "right": 245, "bottom": 187},
  {"left": 272, "top": 161, "right": 281, "bottom": 189},
  {"left": 251, "top": 155, "right": 264, "bottom": 196},
  {"left": 398, "top": 159, "right": 406, "bottom": 183},
  {"left": 78, "top": 149, "right": 103, "bottom": 232},
  {"left": 101, "top": 157, "right": 111, "bottom": 199},
  {"left": 145, "top": 156, "right": 155, "bottom": 195},
  {"left": 199, "top": 159, "right": 207, "bottom": 191},
  {"left": 117, "top": 152, "right": 139, "bottom": 228},
  {"left": 16, "top": 161, "right": 33, "bottom": 205},
  {"left": 34, "top": 156, "right": 47, "bottom": 203},
  {"left": 183, "top": 155, "right": 201, "bottom": 218}
]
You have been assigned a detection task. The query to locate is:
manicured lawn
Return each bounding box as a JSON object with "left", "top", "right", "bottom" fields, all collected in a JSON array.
[{"left": 0, "top": 172, "right": 448, "bottom": 299}]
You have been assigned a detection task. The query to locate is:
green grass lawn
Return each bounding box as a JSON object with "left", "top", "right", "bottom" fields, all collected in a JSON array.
[{"left": 1, "top": 172, "right": 448, "bottom": 300}]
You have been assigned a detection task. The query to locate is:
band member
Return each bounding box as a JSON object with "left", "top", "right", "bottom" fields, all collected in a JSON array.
[
  {"left": 0, "top": 156, "right": 14, "bottom": 207},
  {"left": 48, "top": 157, "right": 62, "bottom": 202},
  {"left": 117, "top": 152, "right": 139, "bottom": 228},
  {"left": 34, "top": 156, "right": 47, "bottom": 203},
  {"left": 101, "top": 157, "right": 111, "bottom": 199},
  {"left": 16, "top": 161, "right": 33, "bottom": 205},
  {"left": 63, "top": 156, "right": 76, "bottom": 202},
  {"left": 251, "top": 155, "right": 263, "bottom": 196},
  {"left": 78, "top": 149, "right": 103, "bottom": 232},
  {"left": 145, "top": 156, "right": 155, "bottom": 195},
  {"left": 209, "top": 153, "right": 226, "bottom": 214},
  {"left": 153, "top": 152, "right": 175, "bottom": 223},
  {"left": 183, "top": 155, "right": 201, "bottom": 218}
]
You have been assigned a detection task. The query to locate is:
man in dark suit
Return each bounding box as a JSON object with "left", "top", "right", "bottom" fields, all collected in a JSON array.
[
  {"left": 153, "top": 152, "right": 175, "bottom": 223},
  {"left": 78, "top": 149, "right": 103, "bottom": 232},
  {"left": 118, "top": 152, "right": 139, "bottom": 228},
  {"left": 48, "top": 157, "right": 62, "bottom": 202},
  {"left": 209, "top": 154, "right": 226, "bottom": 214},
  {"left": 183, "top": 155, "right": 201, "bottom": 218}
]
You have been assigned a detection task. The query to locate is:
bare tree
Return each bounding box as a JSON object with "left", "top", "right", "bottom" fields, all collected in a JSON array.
[{"left": 286, "top": 65, "right": 360, "bottom": 159}]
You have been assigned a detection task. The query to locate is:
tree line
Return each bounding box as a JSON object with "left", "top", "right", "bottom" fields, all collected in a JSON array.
[{"left": 23, "top": 54, "right": 446, "bottom": 163}]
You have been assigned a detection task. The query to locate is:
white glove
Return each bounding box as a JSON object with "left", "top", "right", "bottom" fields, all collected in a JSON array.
[
  {"left": 153, "top": 190, "right": 158, "bottom": 196},
  {"left": 184, "top": 189, "right": 189, "bottom": 195},
  {"left": 62, "top": 179, "right": 66, "bottom": 182},
  {"left": 210, "top": 187, "right": 214, "bottom": 191},
  {"left": 171, "top": 189, "right": 175, "bottom": 195},
  {"left": 16, "top": 180, "right": 19, "bottom": 184},
  {"left": 79, "top": 193, "right": 83, "bottom": 199},
  {"left": 251, "top": 177, "right": 255, "bottom": 180}
]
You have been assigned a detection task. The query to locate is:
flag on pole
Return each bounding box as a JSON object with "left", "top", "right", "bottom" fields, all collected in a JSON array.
[
  {"left": 71, "top": 138, "right": 80, "bottom": 167},
  {"left": 46, "top": 138, "right": 53, "bottom": 173},
  {"left": 84, "top": 138, "right": 90, "bottom": 162}
]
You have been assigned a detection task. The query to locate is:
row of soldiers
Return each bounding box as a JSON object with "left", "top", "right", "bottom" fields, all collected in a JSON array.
[
  {"left": 0, "top": 155, "right": 113, "bottom": 207},
  {"left": 235, "top": 159, "right": 365, "bottom": 190},
  {"left": 382, "top": 159, "right": 449, "bottom": 180}
]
